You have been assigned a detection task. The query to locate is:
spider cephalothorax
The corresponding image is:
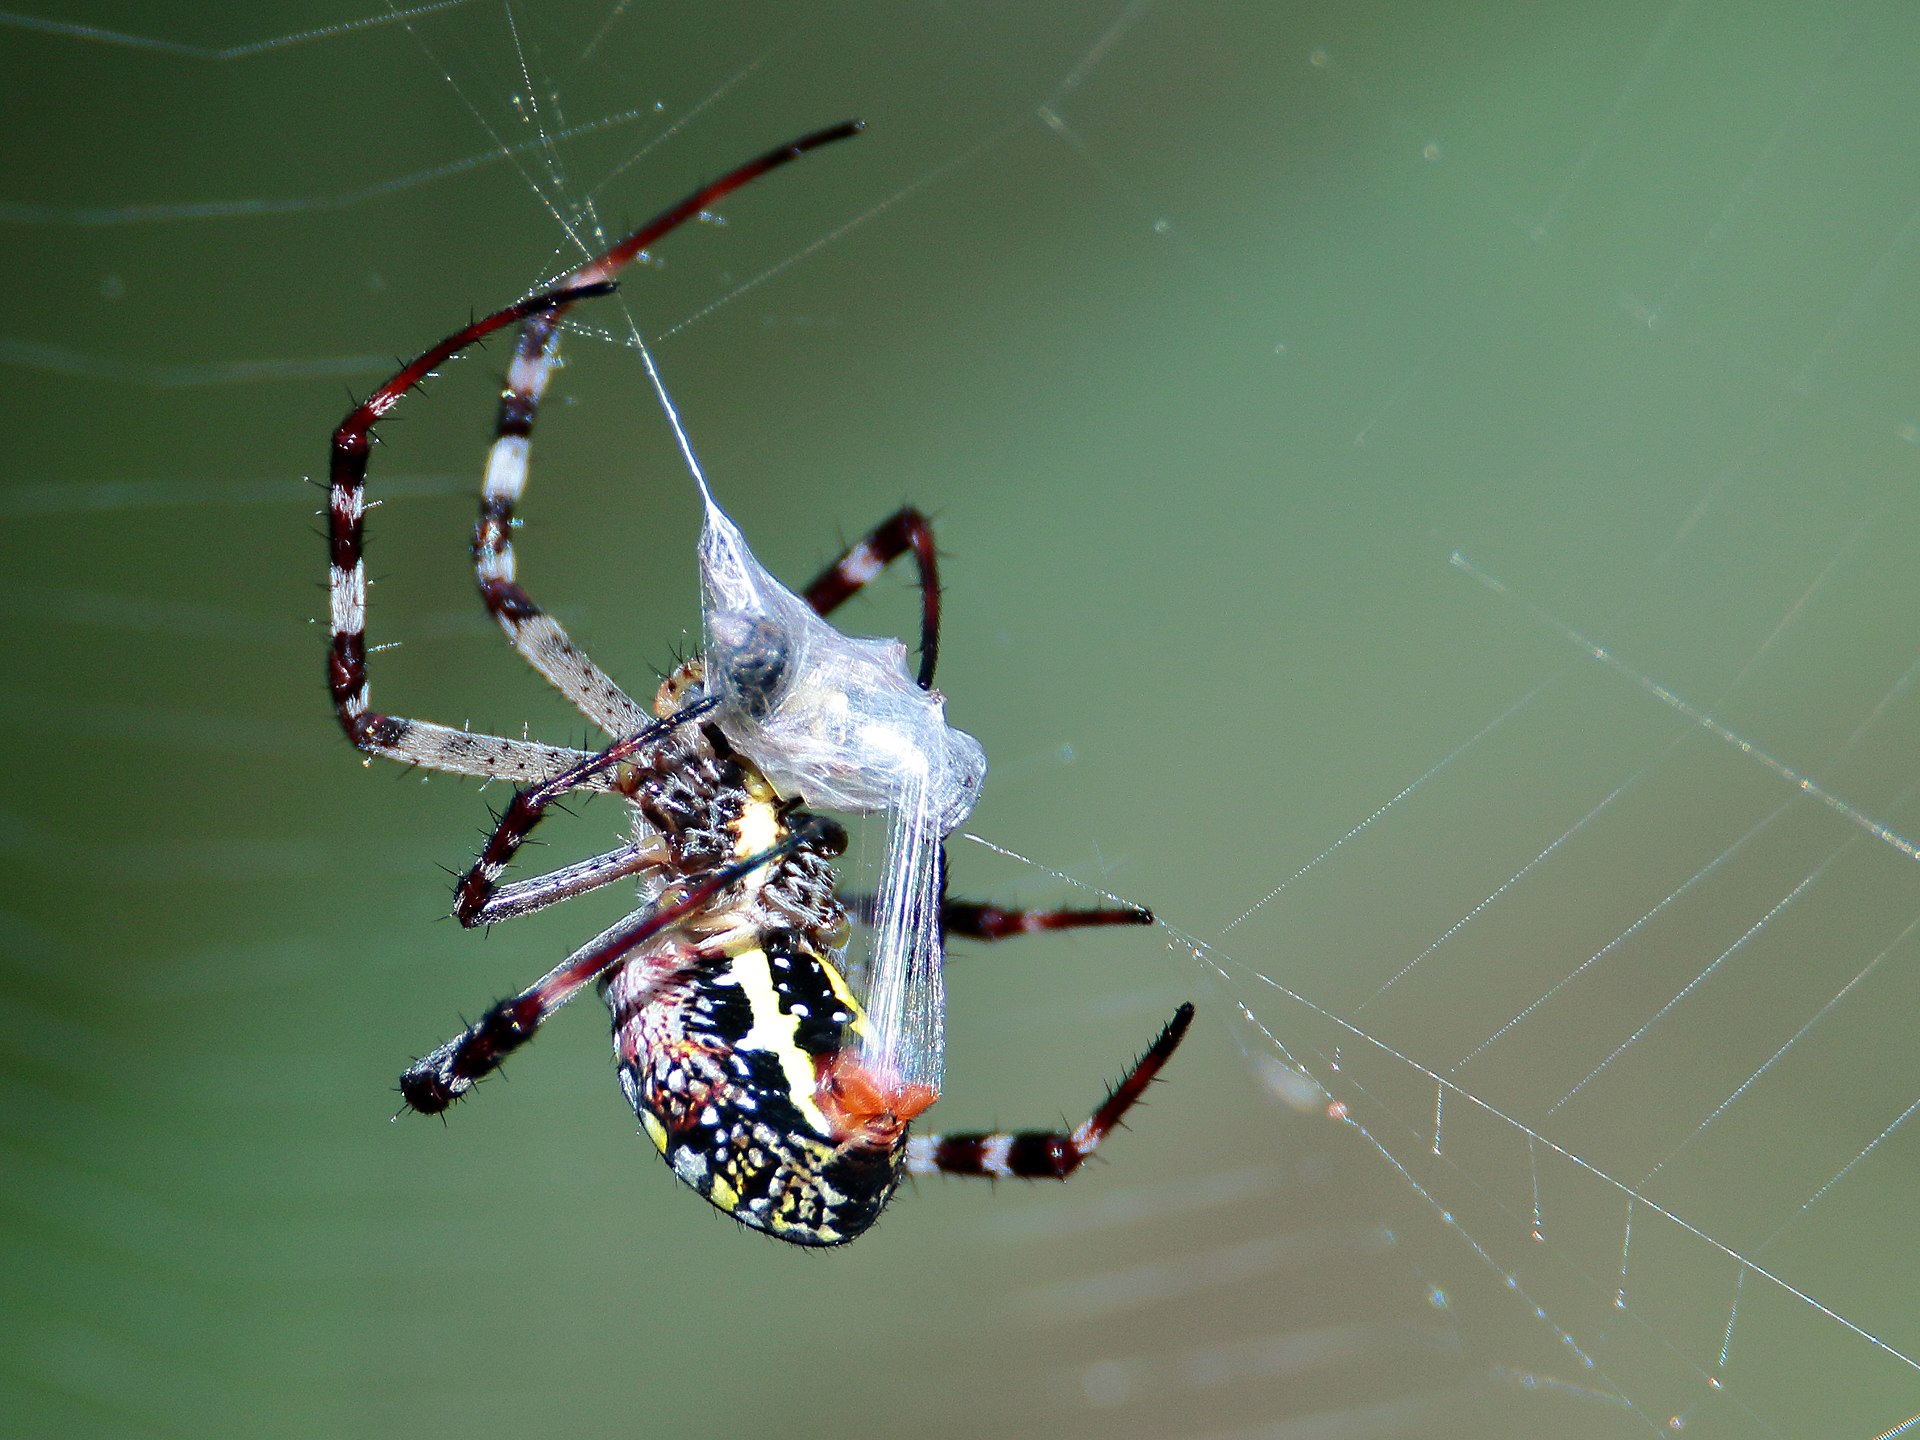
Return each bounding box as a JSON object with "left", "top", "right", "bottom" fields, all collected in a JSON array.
[{"left": 327, "top": 123, "right": 1193, "bottom": 1246}]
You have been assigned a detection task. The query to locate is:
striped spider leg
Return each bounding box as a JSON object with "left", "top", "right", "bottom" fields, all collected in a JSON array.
[
  {"left": 327, "top": 277, "right": 630, "bottom": 786},
  {"left": 403, "top": 801, "right": 847, "bottom": 1115},
  {"left": 846, "top": 859, "right": 1191, "bottom": 1183},
  {"left": 804, "top": 508, "right": 1155, "bottom": 936},
  {"left": 448, "top": 699, "right": 719, "bottom": 930},
  {"left": 908, "top": 1002, "right": 1194, "bottom": 1180},
  {"left": 328, "top": 121, "right": 867, "bottom": 776},
  {"left": 803, "top": 523, "right": 1189, "bottom": 1183}
]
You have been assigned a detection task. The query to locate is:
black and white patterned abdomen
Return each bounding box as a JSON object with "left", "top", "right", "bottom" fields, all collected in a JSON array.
[{"left": 604, "top": 931, "right": 903, "bottom": 1247}]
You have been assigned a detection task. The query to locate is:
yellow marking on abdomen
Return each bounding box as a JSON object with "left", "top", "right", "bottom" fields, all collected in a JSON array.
[
  {"left": 731, "top": 947, "right": 833, "bottom": 1134},
  {"left": 640, "top": 1111, "right": 669, "bottom": 1154},
  {"left": 820, "top": 957, "right": 871, "bottom": 1042}
]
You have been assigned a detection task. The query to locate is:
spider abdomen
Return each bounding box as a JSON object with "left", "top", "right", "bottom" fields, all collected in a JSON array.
[{"left": 608, "top": 939, "right": 902, "bottom": 1247}]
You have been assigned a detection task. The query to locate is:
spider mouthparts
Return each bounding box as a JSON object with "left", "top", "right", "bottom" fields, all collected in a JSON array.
[{"left": 798, "top": 814, "right": 848, "bottom": 856}]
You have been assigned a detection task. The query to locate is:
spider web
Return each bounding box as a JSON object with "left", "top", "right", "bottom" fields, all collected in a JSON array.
[{"left": 4, "top": 2, "right": 1918, "bottom": 1437}]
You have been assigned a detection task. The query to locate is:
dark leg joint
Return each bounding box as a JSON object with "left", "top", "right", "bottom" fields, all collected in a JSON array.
[
  {"left": 398, "top": 995, "right": 541, "bottom": 1115},
  {"left": 478, "top": 578, "right": 542, "bottom": 622},
  {"left": 349, "top": 712, "right": 412, "bottom": 749}
]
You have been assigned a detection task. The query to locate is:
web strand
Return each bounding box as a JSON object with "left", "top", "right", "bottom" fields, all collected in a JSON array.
[{"left": 1451, "top": 552, "right": 1920, "bottom": 865}]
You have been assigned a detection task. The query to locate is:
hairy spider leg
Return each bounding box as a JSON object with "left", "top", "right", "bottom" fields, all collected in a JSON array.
[
  {"left": 802, "top": 506, "right": 943, "bottom": 689},
  {"left": 328, "top": 121, "right": 863, "bottom": 780},
  {"left": 457, "top": 843, "right": 666, "bottom": 929},
  {"left": 942, "top": 895, "right": 1156, "bottom": 938},
  {"left": 330, "top": 284, "right": 626, "bottom": 783},
  {"left": 403, "top": 815, "right": 846, "bottom": 1113},
  {"left": 471, "top": 122, "right": 866, "bottom": 733},
  {"left": 452, "top": 698, "right": 717, "bottom": 927},
  {"left": 906, "top": 1002, "right": 1194, "bottom": 1179},
  {"left": 843, "top": 891, "right": 1155, "bottom": 941},
  {"left": 809, "top": 511, "right": 1150, "bottom": 930}
]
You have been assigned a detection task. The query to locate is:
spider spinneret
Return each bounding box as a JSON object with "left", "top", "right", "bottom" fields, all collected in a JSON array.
[{"left": 324, "top": 121, "right": 1194, "bottom": 1246}]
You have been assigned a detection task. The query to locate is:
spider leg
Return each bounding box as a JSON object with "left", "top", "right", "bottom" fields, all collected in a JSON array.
[
  {"left": 328, "top": 122, "right": 862, "bottom": 773},
  {"left": 470, "top": 322, "right": 650, "bottom": 736},
  {"left": 370, "top": 723, "right": 610, "bottom": 787},
  {"left": 802, "top": 507, "right": 942, "bottom": 689},
  {"left": 331, "top": 285, "right": 627, "bottom": 779},
  {"left": 401, "top": 912, "right": 684, "bottom": 1115},
  {"left": 453, "top": 701, "right": 715, "bottom": 926},
  {"left": 904, "top": 1004, "right": 1194, "bottom": 1179},
  {"left": 846, "top": 845, "right": 1151, "bottom": 941},
  {"left": 404, "top": 813, "right": 843, "bottom": 1112},
  {"left": 471, "top": 121, "right": 864, "bottom": 730},
  {"left": 457, "top": 841, "right": 665, "bottom": 927},
  {"left": 841, "top": 892, "right": 1154, "bottom": 942},
  {"left": 943, "top": 897, "right": 1154, "bottom": 941}
]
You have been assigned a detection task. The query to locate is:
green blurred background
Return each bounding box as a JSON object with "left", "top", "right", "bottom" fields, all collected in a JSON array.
[{"left": 6, "top": 1, "right": 1920, "bottom": 1435}]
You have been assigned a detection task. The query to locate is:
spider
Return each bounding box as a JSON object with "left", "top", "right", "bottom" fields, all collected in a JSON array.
[{"left": 325, "top": 121, "right": 1194, "bottom": 1246}]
